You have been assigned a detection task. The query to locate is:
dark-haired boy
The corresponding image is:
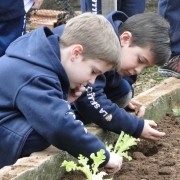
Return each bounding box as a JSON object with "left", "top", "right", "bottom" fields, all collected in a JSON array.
[{"left": 54, "top": 11, "right": 170, "bottom": 141}]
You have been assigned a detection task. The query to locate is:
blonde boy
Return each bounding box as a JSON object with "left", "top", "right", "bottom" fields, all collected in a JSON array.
[{"left": 0, "top": 13, "right": 122, "bottom": 174}]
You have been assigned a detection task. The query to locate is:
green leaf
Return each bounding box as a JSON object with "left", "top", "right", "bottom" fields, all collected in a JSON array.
[
  {"left": 172, "top": 108, "right": 180, "bottom": 116},
  {"left": 78, "top": 154, "right": 89, "bottom": 167},
  {"left": 90, "top": 149, "right": 106, "bottom": 174},
  {"left": 118, "top": 151, "right": 132, "bottom": 161},
  {"left": 107, "top": 131, "right": 140, "bottom": 161},
  {"left": 61, "top": 160, "right": 77, "bottom": 172}
]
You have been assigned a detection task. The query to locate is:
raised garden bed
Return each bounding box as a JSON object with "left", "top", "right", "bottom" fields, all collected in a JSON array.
[{"left": 60, "top": 103, "right": 180, "bottom": 179}]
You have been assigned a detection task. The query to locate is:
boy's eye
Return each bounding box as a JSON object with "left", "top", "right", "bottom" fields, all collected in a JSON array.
[
  {"left": 92, "top": 70, "right": 96, "bottom": 74},
  {"left": 138, "top": 58, "right": 143, "bottom": 63}
]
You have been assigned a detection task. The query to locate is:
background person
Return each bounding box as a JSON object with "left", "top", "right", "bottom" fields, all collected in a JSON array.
[
  {"left": 0, "top": 0, "right": 44, "bottom": 57},
  {"left": 80, "top": 0, "right": 145, "bottom": 16},
  {"left": 158, "top": 0, "right": 180, "bottom": 78}
]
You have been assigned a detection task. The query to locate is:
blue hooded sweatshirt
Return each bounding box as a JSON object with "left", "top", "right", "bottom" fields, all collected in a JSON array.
[
  {"left": 72, "top": 11, "right": 144, "bottom": 138},
  {"left": 0, "top": 26, "right": 109, "bottom": 168}
]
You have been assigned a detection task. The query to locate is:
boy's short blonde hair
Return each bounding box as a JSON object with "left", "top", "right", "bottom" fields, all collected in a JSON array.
[{"left": 60, "top": 12, "right": 121, "bottom": 70}]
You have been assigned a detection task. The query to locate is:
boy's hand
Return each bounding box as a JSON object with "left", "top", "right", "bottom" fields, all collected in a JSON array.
[
  {"left": 104, "top": 152, "right": 123, "bottom": 175},
  {"left": 127, "top": 99, "right": 145, "bottom": 118},
  {"left": 31, "top": 0, "right": 44, "bottom": 9},
  {"left": 68, "top": 85, "right": 85, "bottom": 103},
  {"left": 140, "top": 120, "right": 166, "bottom": 141}
]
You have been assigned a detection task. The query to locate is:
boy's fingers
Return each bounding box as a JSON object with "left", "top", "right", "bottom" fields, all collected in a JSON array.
[
  {"left": 149, "top": 130, "right": 166, "bottom": 141},
  {"left": 146, "top": 120, "right": 157, "bottom": 127},
  {"left": 136, "top": 106, "right": 145, "bottom": 117},
  {"left": 128, "top": 103, "right": 134, "bottom": 109},
  {"left": 104, "top": 164, "right": 121, "bottom": 174},
  {"left": 74, "top": 85, "right": 85, "bottom": 92},
  {"left": 31, "top": 0, "right": 44, "bottom": 9},
  {"left": 74, "top": 91, "right": 82, "bottom": 97},
  {"left": 149, "top": 122, "right": 166, "bottom": 137},
  {"left": 153, "top": 130, "right": 166, "bottom": 137},
  {"left": 73, "top": 85, "right": 85, "bottom": 97},
  {"left": 143, "top": 132, "right": 165, "bottom": 141}
]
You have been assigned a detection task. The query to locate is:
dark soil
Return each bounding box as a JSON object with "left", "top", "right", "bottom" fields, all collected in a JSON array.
[
  {"left": 114, "top": 108, "right": 180, "bottom": 180},
  {"left": 61, "top": 105, "right": 180, "bottom": 179}
]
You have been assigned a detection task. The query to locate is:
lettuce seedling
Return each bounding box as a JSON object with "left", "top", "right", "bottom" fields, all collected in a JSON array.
[
  {"left": 61, "top": 149, "right": 108, "bottom": 180},
  {"left": 172, "top": 108, "right": 180, "bottom": 116},
  {"left": 61, "top": 131, "right": 140, "bottom": 179},
  {"left": 106, "top": 131, "right": 140, "bottom": 160}
]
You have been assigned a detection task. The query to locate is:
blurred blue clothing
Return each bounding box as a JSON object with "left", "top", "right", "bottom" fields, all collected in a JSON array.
[
  {"left": 158, "top": 0, "right": 180, "bottom": 58},
  {"left": 0, "top": 0, "right": 26, "bottom": 57},
  {"left": 20, "top": 130, "right": 51, "bottom": 158},
  {"left": 117, "top": 0, "right": 145, "bottom": 16},
  {"left": 0, "top": 0, "right": 25, "bottom": 21},
  {"left": 0, "top": 15, "right": 26, "bottom": 57},
  {"left": 80, "top": 0, "right": 145, "bottom": 16},
  {"left": 80, "top": 0, "right": 102, "bottom": 14}
]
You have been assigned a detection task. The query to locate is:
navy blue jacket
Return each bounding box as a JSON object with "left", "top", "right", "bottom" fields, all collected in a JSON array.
[
  {"left": 0, "top": 26, "right": 109, "bottom": 168},
  {"left": 0, "top": 0, "right": 25, "bottom": 21},
  {"left": 74, "top": 11, "right": 144, "bottom": 137}
]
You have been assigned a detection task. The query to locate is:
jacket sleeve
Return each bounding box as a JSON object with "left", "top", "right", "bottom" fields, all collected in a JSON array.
[
  {"left": 74, "top": 73, "right": 144, "bottom": 138},
  {"left": 15, "top": 76, "right": 110, "bottom": 167},
  {"left": 122, "top": 75, "right": 137, "bottom": 97}
]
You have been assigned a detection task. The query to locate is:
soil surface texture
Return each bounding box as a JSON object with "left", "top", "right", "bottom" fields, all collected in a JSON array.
[{"left": 61, "top": 105, "right": 180, "bottom": 180}]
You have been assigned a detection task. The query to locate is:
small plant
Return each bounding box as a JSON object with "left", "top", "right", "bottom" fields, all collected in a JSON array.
[
  {"left": 61, "top": 131, "right": 140, "bottom": 180},
  {"left": 172, "top": 108, "right": 180, "bottom": 116},
  {"left": 106, "top": 131, "right": 140, "bottom": 161},
  {"left": 61, "top": 149, "right": 107, "bottom": 180}
]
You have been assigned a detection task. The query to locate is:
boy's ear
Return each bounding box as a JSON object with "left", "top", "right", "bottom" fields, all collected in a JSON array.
[
  {"left": 120, "top": 31, "right": 132, "bottom": 46},
  {"left": 71, "top": 45, "right": 83, "bottom": 60}
]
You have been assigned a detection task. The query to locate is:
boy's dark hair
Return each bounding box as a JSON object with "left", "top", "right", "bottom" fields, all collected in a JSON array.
[{"left": 118, "top": 12, "right": 171, "bottom": 66}]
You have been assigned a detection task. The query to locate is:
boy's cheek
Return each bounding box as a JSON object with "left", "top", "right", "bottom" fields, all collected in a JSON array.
[{"left": 117, "top": 69, "right": 124, "bottom": 76}]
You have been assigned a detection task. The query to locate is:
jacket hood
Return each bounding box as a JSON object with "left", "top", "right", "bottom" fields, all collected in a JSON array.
[
  {"left": 105, "top": 11, "right": 128, "bottom": 40},
  {"left": 5, "top": 26, "right": 64, "bottom": 76}
]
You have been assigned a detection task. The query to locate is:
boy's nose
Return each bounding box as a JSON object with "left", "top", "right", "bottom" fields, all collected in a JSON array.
[
  {"left": 88, "top": 78, "right": 95, "bottom": 85},
  {"left": 135, "top": 66, "right": 144, "bottom": 74}
]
